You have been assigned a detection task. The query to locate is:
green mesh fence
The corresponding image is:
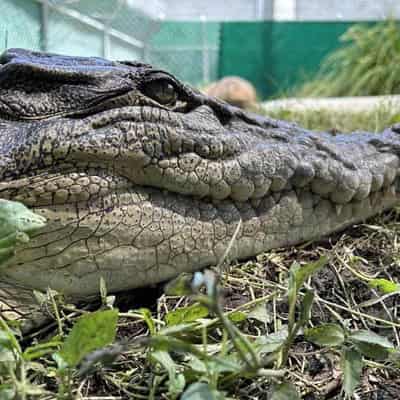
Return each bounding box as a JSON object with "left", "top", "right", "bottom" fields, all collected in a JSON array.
[
  {"left": 219, "top": 21, "right": 354, "bottom": 98},
  {"left": 0, "top": 1, "right": 218, "bottom": 86},
  {"left": 1, "top": 0, "right": 41, "bottom": 51},
  {"left": 148, "top": 22, "right": 220, "bottom": 85}
]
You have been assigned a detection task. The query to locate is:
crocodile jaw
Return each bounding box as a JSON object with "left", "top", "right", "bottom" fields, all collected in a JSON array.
[
  {"left": 1, "top": 102, "right": 400, "bottom": 298},
  {"left": 1, "top": 49, "right": 400, "bottom": 300},
  {"left": 1, "top": 180, "right": 399, "bottom": 299}
]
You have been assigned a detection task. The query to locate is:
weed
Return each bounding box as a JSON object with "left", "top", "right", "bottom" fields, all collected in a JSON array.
[
  {"left": 264, "top": 104, "right": 400, "bottom": 133},
  {"left": 293, "top": 19, "right": 400, "bottom": 97}
]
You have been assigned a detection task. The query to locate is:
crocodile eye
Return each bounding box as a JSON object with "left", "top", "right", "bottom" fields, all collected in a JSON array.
[{"left": 142, "top": 79, "right": 178, "bottom": 106}]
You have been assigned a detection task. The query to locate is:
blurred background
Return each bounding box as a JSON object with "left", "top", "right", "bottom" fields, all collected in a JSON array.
[{"left": 1, "top": 0, "right": 400, "bottom": 103}]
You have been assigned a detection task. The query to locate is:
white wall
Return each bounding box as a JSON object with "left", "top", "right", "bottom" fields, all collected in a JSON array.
[
  {"left": 296, "top": 0, "right": 400, "bottom": 21},
  {"left": 161, "top": 0, "right": 273, "bottom": 21},
  {"left": 158, "top": 0, "right": 400, "bottom": 22}
]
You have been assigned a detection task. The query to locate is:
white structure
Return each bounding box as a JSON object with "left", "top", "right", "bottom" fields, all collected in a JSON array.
[
  {"left": 161, "top": 0, "right": 273, "bottom": 21},
  {"left": 159, "top": 0, "right": 400, "bottom": 22},
  {"left": 295, "top": 0, "right": 400, "bottom": 21}
]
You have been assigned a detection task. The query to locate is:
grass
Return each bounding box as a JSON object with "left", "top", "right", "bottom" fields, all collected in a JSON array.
[
  {"left": 262, "top": 104, "right": 400, "bottom": 133},
  {"left": 2, "top": 110, "right": 400, "bottom": 399},
  {"left": 293, "top": 19, "right": 400, "bottom": 97}
]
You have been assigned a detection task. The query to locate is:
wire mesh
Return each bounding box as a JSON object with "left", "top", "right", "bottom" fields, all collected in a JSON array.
[{"left": 0, "top": 0, "right": 222, "bottom": 87}]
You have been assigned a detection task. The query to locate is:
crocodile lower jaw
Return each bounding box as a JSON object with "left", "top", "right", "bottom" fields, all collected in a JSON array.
[{"left": 0, "top": 177, "right": 398, "bottom": 299}]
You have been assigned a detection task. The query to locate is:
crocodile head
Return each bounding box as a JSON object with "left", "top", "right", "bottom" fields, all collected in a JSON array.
[{"left": 0, "top": 48, "right": 400, "bottom": 300}]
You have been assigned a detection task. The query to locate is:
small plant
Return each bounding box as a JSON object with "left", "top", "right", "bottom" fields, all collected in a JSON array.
[
  {"left": 142, "top": 257, "right": 331, "bottom": 399},
  {"left": 305, "top": 324, "right": 394, "bottom": 398},
  {"left": 0, "top": 307, "right": 119, "bottom": 399}
]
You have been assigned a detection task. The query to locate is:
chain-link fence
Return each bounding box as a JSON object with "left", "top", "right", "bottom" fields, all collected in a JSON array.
[
  {"left": 1, "top": 0, "right": 221, "bottom": 86},
  {"left": 148, "top": 21, "right": 220, "bottom": 85}
]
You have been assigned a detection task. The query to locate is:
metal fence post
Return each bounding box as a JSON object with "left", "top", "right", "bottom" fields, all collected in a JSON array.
[
  {"left": 40, "top": 0, "right": 49, "bottom": 51},
  {"left": 201, "top": 15, "right": 210, "bottom": 84}
]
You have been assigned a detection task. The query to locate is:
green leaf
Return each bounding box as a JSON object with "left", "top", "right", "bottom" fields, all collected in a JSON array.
[
  {"left": 389, "top": 113, "right": 400, "bottom": 124},
  {"left": 349, "top": 330, "right": 394, "bottom": 349},
  {"left": 299, "top": 289, "right": 314, "bottom": 326},
  {"left": 52, "top": 352, "right": 69, "bottom": 372},
  {"left": 0, "top": 330, "right": 15, "bottom": 350},
  {"left": 353, "top": 342, "right": 391, "bottom": 361},
  {"left": 287, "top": 262, "right": 300, "bottom": 310},
  {"left": 186, "top": 354, "right": 242, "bottom": 375},
  {"left": 228, "top": 311, "right": 247, "bottom": 323},
  {"left": 342, "top": 348, "right": 363, "bottom": 397},
  {"left": 0, "top": 328, "right": 20, "bottom": 355},
  {"left": 138, "top": 308, "right": 156, "bottom": 335},
  {"left": 158, "top": 323, "right": 198, "bottom": 338},
  {"left": 58, "top": 309, "right": 118, "bottom": 367},
  {"left": 254, "top": 328, "right": 288, "bottom": 354},
  {"left": 164, "top": 273, "right": 195, "bottom": 296},
  {"left": 0, "top": 200, "right": 46, "bottom": 238},
  {"left": 305, "top": 323, "right": 345, "bottom": 347},
  {"left": 150, "top": 350, "right": 185, "bottom": 398},
  {"left": 181, "top": 382, "right": 225, "bottom": 400},
  {"left": 368, "top": 278, "right": 400, "bottom": 294},
  {"left": 0, "top": 348, "right": 15, "bottom": 363},
  {"left": 247, "top": 303, "right": 271, "bottom": 324},
  {"left": 0, "top": 387, "right": 16, "bottom": 400},
  {"left": 295, "top": 256, "right": 329, "bottom": 291},
  {"left": 349, "top": 330, "right": 394, "bottom": 360},
  {"left": 270, "top": 381, "right": 301, "bottom": 400},
  {"left": 165, "top": 304, "right": 209, "bottom": 326},
  {"left": 287, "top": 257, "right": 327, "bottom": 325},
  {"left": 0, "top": 200, "right": 46, "bottom": 266},
  {"left": 23, "top": 339, "right": 62, "bottom": 361}
]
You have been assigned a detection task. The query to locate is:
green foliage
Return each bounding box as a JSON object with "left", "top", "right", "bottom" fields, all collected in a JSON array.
[
  {"left": 158, "top": 258, "right": 333, "bottom": 398},
  {"left": 342, "top": 348, "right": 363, "bottom": 397},
  {"left": 280, "top": 257, "right": 328, "bottom": 366},
  {"left": 0, "top": 316, "right": 51, "bottom": 398},
  {"left": 265, "top": 103, "right": 400, "bottom": 133},
  {"left": 181, "top": 382, "right": 225, "bottom": 400},
  {"left": 150, "top": 350, "right": 186, "bottom": 398},
  {"left": 57, "top": 309, "right": 118, "bottom": 367},
  {"left": 368, "top": 278, "right": 400, "bottom": 294},
  {"left": 305, "top": 324, "right": 345, "bottom": 347},
  {"left": 0, "top": 308, "right": 119, "bottom": 399},
  {"left": 306, "top": 323, "right": 395, "bottom": 396},
  {"left": 270, "top": 382, "right": 301, "bottom": 400},
  {"left": 0, "top": 200, "right": 46, "bottom": 266},
  {"left": 0, "top": 199, "right": 46, "bottom": 237},
  {"left": 295, "top": 19, "right": 400, "bottom": 97},
  {"left": 165, "top": 304, "right": 209, "bottom": 326}
]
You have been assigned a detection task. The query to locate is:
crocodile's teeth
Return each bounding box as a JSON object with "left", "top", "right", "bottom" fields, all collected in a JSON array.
[{"left": 335, "top": 204, "right": 343, "bottom": 216}]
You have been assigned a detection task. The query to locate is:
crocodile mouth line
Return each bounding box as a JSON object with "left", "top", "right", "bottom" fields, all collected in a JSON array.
[{"left": 0, "top": 165, "right": 399, "bottom": 217}]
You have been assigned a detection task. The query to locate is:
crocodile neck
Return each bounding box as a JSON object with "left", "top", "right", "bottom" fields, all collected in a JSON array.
[{"left": 0, "top": 48, "right": 400, "bottom": 300}]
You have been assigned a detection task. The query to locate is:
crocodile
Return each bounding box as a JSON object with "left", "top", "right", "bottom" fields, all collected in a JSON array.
[{"left": 0, "top": 48, "right": 400, "bottom": 310}]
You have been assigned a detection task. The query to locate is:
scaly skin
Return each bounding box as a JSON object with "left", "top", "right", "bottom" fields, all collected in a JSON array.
[{"left": 0, "top": 48, "right": 400, "bottom": 305}]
